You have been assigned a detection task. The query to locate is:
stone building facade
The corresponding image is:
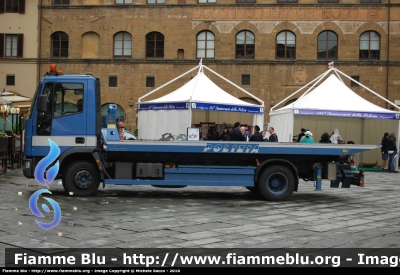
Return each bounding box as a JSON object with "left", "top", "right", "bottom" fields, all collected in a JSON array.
[
  {"left": 32, "top": 1, "right": 400, "bottom": 130},
  {"left": 0, "top": 0, "right": 39, "bottom": 116}
]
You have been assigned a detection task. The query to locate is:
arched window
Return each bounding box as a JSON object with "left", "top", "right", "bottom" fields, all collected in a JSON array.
[
  {"left": 317, "top": 31, "right": 338, "bottom": 60},
  {"left": 51, "top": 32, "right": 68, "bottom": 57},
  {"left": 197, "top": 31, "right": 214, "bottom": 59},
  {"left": 146, "top": 32, "right": 164, "bottom": 58},
  {"left": 276, "top": 31, "right": 295, "bottom": 59},
  {"left": 360, "top": 31, "right": 380, "bottom": 59},
  {"left": 236, "top": 30, "right": 254, "bottom": 58},
  {"left": 114, "top": 32, "right": 132, "bottom": 57}
]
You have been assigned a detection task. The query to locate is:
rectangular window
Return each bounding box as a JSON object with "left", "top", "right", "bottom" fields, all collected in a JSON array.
[
  {"left": 5, "top": 34, "right": 17, "bottom": 57},
  {"left": 115, "top": 0, "right": 133, "bottom": 3},
  {"left": 198, "top": 0, "right": 216, "bottom": 3},
  {"left": 147, "top": 0, "right": 165, "bottom": 3},
  {"left": 5, "top": 0, "right": 18, "bottom": 12},
  {"left": 6, "top": 75, "right": 15, "bottom": 86},
  {"left": 109, "top": 76, "right": 117, "bottom": 87},
  {"left": 53, "top": 0, "right": 70, "bottom": 4},
  {"left": 360, "top": 0, "right": 380, "bottom": 2},
  {"left": 242, "top": 75, "right": 250, "bottom": 85},
  {"left": 146, "top": 76, "right": 155, "bottom": 88},
  {"left": 318, "top": 0, "right": 338, "bottom": 2},
  {"left": 351, "top": 76, "right": 360, "bottom": 87},
  {"left": 54, "top": 83, "right": 84, "bottom": 116}
]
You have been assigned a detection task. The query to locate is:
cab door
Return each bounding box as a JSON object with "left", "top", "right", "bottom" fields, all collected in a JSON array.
[{"left": 33, "top": 81, "right": 88, "bottom": 156}]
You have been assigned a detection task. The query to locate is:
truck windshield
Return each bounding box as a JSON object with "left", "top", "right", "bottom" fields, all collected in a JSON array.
[{"left": 27, "top": 82, "right": 43, "bottom": 119}]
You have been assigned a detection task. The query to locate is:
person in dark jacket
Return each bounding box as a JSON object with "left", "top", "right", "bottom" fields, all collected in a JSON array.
[
  {"left": 268, "top": 127, "right": 278, "bottom": 142},
  {"left": 249, "top": 125, "right": 263, "bottom": 141},
  {"left": 297, "top": 128, "right": 306, "bottom": 142},
  {"left": 319, "top": 132, "right": 332, "bottom": 143},
  {"left": 204, "top": 126, "right": 219, "bottom": 140},
  {"left": 381, "top": 132, "right": 389, "bottom": 170},
  {"left": 261, "top": 131, "right": 268, "bottom": 142},
  {"left": 230, "top": 122, "right": 246, "bottom": 141},
  {"left": 219, "top": 126, "right": 231, "bottom": 141},
  {"left": 387, "top": 132, "right": 398, "bottom": 173}
]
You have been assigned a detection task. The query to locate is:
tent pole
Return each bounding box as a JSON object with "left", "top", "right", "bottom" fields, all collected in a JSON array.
[
  {"left": 202, "top": 65, "right": 264, "bottom": 107},
  {"left": 138, "top": 65, "right": 200, "bottom": 103},
  {"left": 334, "top": 68, "right": 400, "bottom": 111},
  {"left": 189, "top": 65, "right": 204, "bottom": 100},
  {"left": 332, "top": 69, "right": 344, "bottom": 82},
  {"left": 298, "top": 69, "right": 332, "bottom": 99},
  {"left": 271, "top": 68, "right": 333, "bottom": 111}
]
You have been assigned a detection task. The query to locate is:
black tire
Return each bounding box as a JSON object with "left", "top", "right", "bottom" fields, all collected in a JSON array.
[
  {"left": 257, "top": 165, "right": 296, "bottom": 201},
  {"left": 63, "top": 161, "right": 100, "bottom": 197}
]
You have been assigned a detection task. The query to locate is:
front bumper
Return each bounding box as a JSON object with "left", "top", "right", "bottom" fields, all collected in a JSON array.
[{"left": 22, "top": 158, "right": 33, "bottom": 178}]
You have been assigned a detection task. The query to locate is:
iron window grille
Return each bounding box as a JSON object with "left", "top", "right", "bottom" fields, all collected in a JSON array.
[{"left": 146, "top": 76, "right": 155, "bottom": 87}]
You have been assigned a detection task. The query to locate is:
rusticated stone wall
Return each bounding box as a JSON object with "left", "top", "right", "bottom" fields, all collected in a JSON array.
[{"left": 37, "top": 4, "right": 400, "bottom": 130}]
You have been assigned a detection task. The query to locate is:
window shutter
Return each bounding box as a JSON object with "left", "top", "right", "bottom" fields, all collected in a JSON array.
[
  {"left": 0, "top": 33, "right": 4, "bottom": 57},
  {"left": 18, "top": 0, "right": 25, "bottom": 14},
  {"left": 0, "top": 0, "right": 4, "bottom": 14},
  {"left": 17, "top": 34, "right": 23, "bottom": 57}
]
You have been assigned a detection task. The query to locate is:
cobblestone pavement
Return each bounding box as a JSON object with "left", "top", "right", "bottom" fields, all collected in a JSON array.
[{"left": 1, "top": 168, "right": 399, "bottom": 266}]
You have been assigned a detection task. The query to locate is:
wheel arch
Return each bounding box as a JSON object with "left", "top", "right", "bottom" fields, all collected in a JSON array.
[
  {"left": 255, "top": 159, "right": 299, "bottom": 191},
  {"left": 59, "top": 147, "right": 98, "bottom": 176}
]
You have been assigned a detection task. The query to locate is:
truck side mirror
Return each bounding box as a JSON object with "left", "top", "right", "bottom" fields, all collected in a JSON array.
[{"left": 37, "top": 95, "right": 47, "bottom": 112}]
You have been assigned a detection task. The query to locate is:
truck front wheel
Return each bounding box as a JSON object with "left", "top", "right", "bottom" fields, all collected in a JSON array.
[
  {"left": 257, "top": 165, "right": 295, "bottom": 201},
  {"left": 63, "top": 161, "right": 100, "bottom": 196}
]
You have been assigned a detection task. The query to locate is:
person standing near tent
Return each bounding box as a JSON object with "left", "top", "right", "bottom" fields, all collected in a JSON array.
[
  {"left": 249, "top": 125, "right": 263, "bottom": 141},
  {"left": 219, "top": 126, "right": 230, "bottom": 141},
  {"left": 204, "top": 126, "right": 219, "bottom": 140},
  {"left": 297, "top": 128, "right": 306, "bottom": 142},
  {"left": 319, "top": 132, "right": 332, "bottom": 143},
  {"left": 230, "top": 122, "right": 246, "bottom": 141},
  {"left": 329, "top": 128, "right": 342, "bottom": 144},
  {"left": 387, "top": 132, "right": 398, "bottom": 173},
  {"left": 240, "top": 126, "right": 248, "bottom": 141},
  {"left": 268, "top": 127, "right": 278, "bottom": 142},
  {"left": 261, "top": 131, "right": 268, "bottom": 141},
  {"left": 299, "top": 131, "right": 314, "bottom": 143},
  {"left": 381, "top": 132, "right": 389, "bottom": 171}
]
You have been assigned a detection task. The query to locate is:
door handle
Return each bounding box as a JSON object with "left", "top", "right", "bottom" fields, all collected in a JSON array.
[{"left": 75, "top": 137, "right": 85, "bottom": 144}]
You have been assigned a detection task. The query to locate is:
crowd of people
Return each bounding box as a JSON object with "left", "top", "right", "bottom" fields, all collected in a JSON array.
[
  {"left": 293, "top": 128, "right": 353, "bottom": 145},
  {"left": 203, "top": 122, "right": 278, "bottom": 142},
  {"left": 295, "top": 127, "right": 398, "bottom": 171},
  {"left": 204, "top": 124, "right": 398, "bottom": 171}
]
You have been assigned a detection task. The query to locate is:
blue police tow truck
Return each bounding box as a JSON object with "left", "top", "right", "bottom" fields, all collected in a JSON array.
[{"left": 22, "top": 65, "right": 379, "bottom": 201}]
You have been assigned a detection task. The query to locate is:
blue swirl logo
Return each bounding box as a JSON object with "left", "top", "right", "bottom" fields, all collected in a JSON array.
[{"left": 29, "top": 139, "right": 62, "bottom": 230}]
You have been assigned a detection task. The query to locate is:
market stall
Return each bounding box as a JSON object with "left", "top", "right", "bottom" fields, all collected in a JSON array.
[
  {"left": 138, "top": 61, "right": 265, "bottom": 140},
  {"left": 269, "top": 64, "right": 400, "bottom": 164}
]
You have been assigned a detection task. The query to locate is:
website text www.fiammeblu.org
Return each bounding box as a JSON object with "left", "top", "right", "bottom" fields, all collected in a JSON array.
[{"left": 7, "top": 252, "right": 400, "bottom": 268}]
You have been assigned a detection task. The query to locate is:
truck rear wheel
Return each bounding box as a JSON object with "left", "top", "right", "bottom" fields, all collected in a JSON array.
[
  {"left": 63, "top": 161, "right": 100, "bottom": 197},
  {"left": 257, "top": 165, "right": 295, "bottom": 201}
]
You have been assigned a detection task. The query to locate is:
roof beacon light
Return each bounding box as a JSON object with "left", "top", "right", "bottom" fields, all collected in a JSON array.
[
  {"left": 47, "top": 64, "right": 63, "bottom": 76},
  {"left": 50, "top": 64, "right": 57, "bottom": 72}
]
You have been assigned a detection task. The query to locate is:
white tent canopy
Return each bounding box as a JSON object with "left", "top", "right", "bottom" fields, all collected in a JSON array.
[
  {"left": 138, "top": 61, "right": 265, "bottom": 140},
  {"left": 270, "top": 66, "right": 400, "bottom": 142},
  {"left": 269, "top": 64, "right": 400, "bottom": 165}
]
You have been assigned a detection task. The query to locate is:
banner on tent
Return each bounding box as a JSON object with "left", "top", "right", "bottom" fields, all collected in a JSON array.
[
  {"left": 137, "top": 103, "right": 188, "bottom": 110},
  {"left": 192, "top": 103, "right": 264, "bottom": 114},
  {"left": 294, "top": 109, "right": 400, "bottom": 120}
]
